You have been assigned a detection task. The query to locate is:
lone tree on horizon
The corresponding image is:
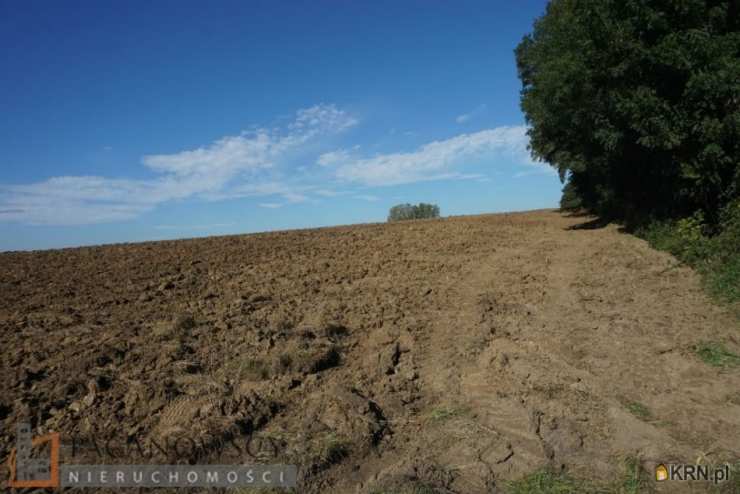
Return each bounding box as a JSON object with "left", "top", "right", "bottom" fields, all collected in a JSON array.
[{"left": 388, "top": 203, "right": 440, "bottom": 222}]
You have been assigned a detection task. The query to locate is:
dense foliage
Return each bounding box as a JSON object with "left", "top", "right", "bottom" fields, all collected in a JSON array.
[
  {"left": 517, "top": 0, "right": 740, "bottom": 305},
  {"left": 387, "top": 203, "right": 441, "bottom": 222},
  {"left": 638, "top": 199, "right": 740, "bottom": 304},
  {"left": 559, "top": 179, "right": 584, "bottom": 211},
  {"left": 516, "top": 0, "right": 739, "bottom": 226}
]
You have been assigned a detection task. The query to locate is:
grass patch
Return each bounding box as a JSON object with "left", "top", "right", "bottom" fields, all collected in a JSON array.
[
  {"left": 706, "top": 254, "right": 740, "bottom": 303},
  {"left": 615, "top": 456, "right": 651, "bottom": 494},
  {"left": 636, "top": 201, "right": 740, "bottom": 314},
  {"left": 505, "top": 469, "right": 584, "bottom": 493},
  {"left": 506, "top": 457, "right": 653, "bottom": 494},
  {"left": 626, "top": 401, "right": 651, "bottom": 420},
  {"left": 695, "top": 342, "right": 740, "bottom": 368},
  {"left": 725, "top": 462, "right": 740, "bottom": 494}
]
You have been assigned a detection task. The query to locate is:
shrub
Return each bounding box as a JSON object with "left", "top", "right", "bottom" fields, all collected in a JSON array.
[
  {"left": 559, "top": 178, "right": 583, "bottom": 211},
  {"left": 505, "top": 469, "right": 584, "bottom": 494},
  {"left": 637, "top": 199, "right": 740, "bottom": 307},
  {"left": 695, "top": 341, "right": 740, "bottom": 368},
  {"left": 388, "top": 203, "right": 440, "bottom": 222},
  {"left": 705, "top": 200, "right": 740, "bottom": 302},
  {"left": 637, "top": 211, "right": 712, "bottom": 265}
]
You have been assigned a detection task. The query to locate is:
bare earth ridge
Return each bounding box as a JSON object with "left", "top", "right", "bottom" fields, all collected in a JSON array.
[{"left": 1, "top": 210, "right": 738, "bottom": 493}]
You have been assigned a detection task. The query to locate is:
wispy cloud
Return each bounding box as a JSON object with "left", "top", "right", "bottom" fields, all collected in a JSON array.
[
  {"left": 455, "top": 104, "right": 487, "bottom": 124},
  {"left": 205, "top": 181, "right": 311, "bottom": 204},
  {"left": 316, "top": 145, "right": 361, "bottom": 167},
  {"left": 317, "top": 149, "right": 352, "bottom": 167},
  {"left": 334, "top": 125, "right": 547, "bottom": 186},
  {"left": 0, "top": 111, "right": 551, "bottom": 226},
  {"left": 0, "top": 104, "right": 357, "bottom": 225}
]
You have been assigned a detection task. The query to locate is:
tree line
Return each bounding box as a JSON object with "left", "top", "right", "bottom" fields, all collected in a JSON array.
[{"left": 516, "top": 0, "right": 739, "bottom": 228}]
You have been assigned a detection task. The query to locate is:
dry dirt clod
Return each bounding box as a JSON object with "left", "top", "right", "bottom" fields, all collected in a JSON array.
[
  {"left": 158, "top": 280, "right": 175, "bottom": 291},
  {"left": 173, "top": 313, "right": 196, "bottom": 331}
]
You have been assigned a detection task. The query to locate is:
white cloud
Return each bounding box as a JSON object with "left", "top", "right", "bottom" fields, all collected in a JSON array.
[
  {"left": 334, "top": 125, "right": 547, "bottom": 186},
  {"left": 204, "top": 181, "right": 312, "bottom": 205},
  {"left": 0, "top": 104, "right": 356, "bottom": 225},
  {"left": 0, "top": 176, "right": 161, "bottom": 225},
  {"left": 289, "top": 104, "right": 358, "bottom": 133},
  {"left": 316, "top": 145, "right": 361, "bottom": 167},
  {"left": 317, "top": 149, "right": 351, "bottom": 167},
  {"left": 0, "top": 112, "right": 554, "bottom": 227},
  {"left": 455, "top": 104, "right": 487, "bottom": 124},
  {"left": 144, "top": 105, "right": 356, "bottom": 180}
]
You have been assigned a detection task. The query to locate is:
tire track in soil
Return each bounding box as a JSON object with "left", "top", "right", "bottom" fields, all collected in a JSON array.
[{"left": 395, "top": 213, "right": 740, "bottom": 493}]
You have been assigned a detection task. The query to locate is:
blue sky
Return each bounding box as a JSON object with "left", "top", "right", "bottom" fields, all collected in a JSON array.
[{"left": 0, "top": 0, "right": 559, "bottom": 251}]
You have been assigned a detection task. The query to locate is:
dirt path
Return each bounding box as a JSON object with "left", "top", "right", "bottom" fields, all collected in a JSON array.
[
  {"left": 1, "top": 210, "right": 738, "bottom": 493},
  {"left": 368, "top": 212, "right": 740, "bottom": 493}
]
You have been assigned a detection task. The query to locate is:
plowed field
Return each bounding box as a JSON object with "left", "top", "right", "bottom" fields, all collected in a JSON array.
[{"left": 1, "top": 210, "right": 738, "bottom": 493}]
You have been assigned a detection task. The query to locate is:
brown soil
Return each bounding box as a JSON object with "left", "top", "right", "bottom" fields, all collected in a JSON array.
[{"left": 1, "top": 209, "right": 738, "bottom": 493}]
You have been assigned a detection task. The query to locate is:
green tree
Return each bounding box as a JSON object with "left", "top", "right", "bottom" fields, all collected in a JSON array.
[
  {"left": 516, "top": 0, "right": 740, "bottom": 225},
  {"left": 388, "top": 203, "right": 440, "bottom": 222},
  {"left": 559, "top": 177, "right": 583, "bottom": 211}
]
